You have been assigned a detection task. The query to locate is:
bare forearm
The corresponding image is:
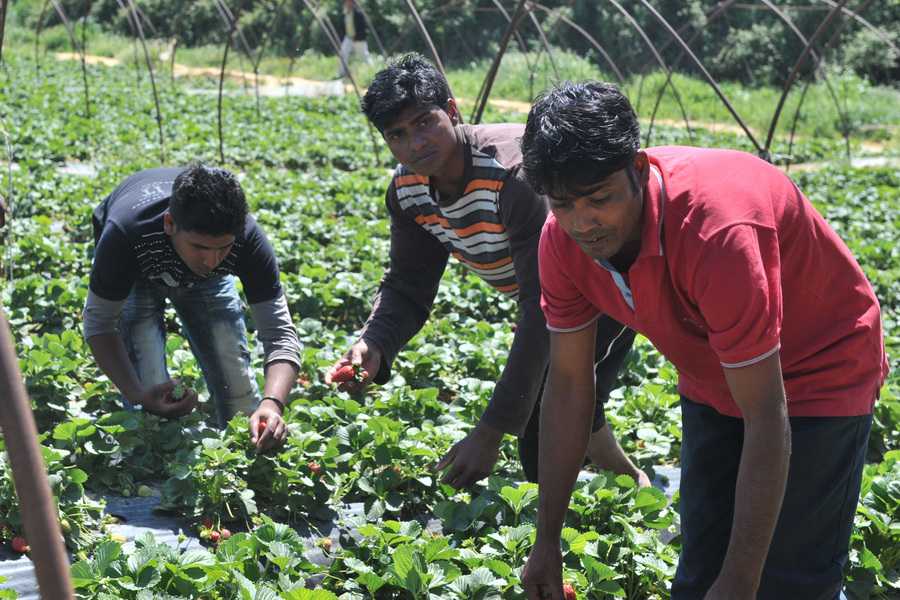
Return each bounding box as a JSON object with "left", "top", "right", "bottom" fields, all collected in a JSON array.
[
  {"left": 86, "top": 333, "right": 144, "bottom": 402},
  {"left": 262, "top": 360, "right": 298, "bottom": 405},
  {"left": 719, "top": 410, "right": 791, "bottom": 589},
  {"left": 535, "top": 377, "right": 595, "bottom": 543}
]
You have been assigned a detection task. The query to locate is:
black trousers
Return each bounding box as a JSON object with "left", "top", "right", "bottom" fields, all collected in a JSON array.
[
  {"left": 673, "top": 396, "right": 871, "bottom": 600},
  {"left": 517, "top": 316, "right": 636, "bottom": 483}
]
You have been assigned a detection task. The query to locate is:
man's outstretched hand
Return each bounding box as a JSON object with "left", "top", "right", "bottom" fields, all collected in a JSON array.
[
  {"left": 136, "top": 379, "right": 198, "bottom": 418},
  {"left": 325, "top": 339, "right": 381, "bottom": 393}
]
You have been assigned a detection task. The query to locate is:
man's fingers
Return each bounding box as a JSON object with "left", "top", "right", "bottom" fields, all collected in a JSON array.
[
  {"left": 274, "top": 421, "right": 287, "bottom": 442},
  {"left": 434, "top": 444, "right": 458, "bottom": 472},
  {"left": 250, "top": 416, "right": 260, "bottom": 443}
]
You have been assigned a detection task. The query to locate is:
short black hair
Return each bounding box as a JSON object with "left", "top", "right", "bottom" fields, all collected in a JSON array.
[
  {"left": 361, "top": 53, "right": 452, "bottom": 132},
  {"left": 170, "top": 164, "right": 247, "bottom": 237},
  {"left": 521, "top": 81, "right": 641, "bottom": 198}
]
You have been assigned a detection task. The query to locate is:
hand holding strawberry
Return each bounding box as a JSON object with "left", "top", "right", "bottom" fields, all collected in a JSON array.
[
  {"left": 250, "top": 401, "right": 287, "bottom": 452},
  {"left": 325, "top": 339, "right": 381, "bottom": 393}
]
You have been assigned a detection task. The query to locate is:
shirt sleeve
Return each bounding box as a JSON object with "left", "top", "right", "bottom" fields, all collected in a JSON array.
[
  {"left": 235, "top": 217, "right": 283, "bottom": 305},
  {"left": 538, "top": 220, "right": 601, "bottom": 332},
  {"left": 82, "top": 290, "right": 126, "bottom": 340},
  {"left": 480, "top": 172, "right": 551, "bottom": 436},
  {"left": 248, "top": 294, "right": 302, "bottom": 368},
  {"left": 359, "top": 183, "right": 450, "bottom": 383},
  {"left": 89, "top": 223, "right": 138, "bottom": 301},
  {"left": 692, "top": 224, "right": 782, "bottom": 368}
]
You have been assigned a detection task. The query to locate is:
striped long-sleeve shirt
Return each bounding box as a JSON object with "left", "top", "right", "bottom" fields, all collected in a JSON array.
[{"left": 360, "top": 124, "right": 552, "bottom": 435}]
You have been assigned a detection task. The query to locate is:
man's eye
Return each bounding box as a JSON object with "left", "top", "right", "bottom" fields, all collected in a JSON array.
[{"left": 591, "top": 197, "right": 608, "bottom": 206}]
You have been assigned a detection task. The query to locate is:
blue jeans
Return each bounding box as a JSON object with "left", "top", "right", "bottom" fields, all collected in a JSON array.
[
  {"left": 120, "top": 275, "right": 259, "bottom": 427},
  {"left": 673, "top": 397, "right": 871, "bottom": 600}
]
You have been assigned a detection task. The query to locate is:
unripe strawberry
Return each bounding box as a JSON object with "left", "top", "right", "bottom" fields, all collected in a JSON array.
[
  {"left": 563, "top": 583, "right": 577, "bottom": 600},
  {"left": 318, "top": 537, "right": 332, "bottom": 551},
  {"left": 219, "top": 528, "right": 231, "bottom": 540}
]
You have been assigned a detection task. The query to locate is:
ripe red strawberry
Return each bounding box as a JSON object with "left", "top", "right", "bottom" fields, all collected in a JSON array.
[
  {"left": 209, "top": 530, "right": 220, "bottom": 543},
  {"left": 308, "top": 461, "right": 322, "bottom": 476},
  {"left": 256, "top": 419, "right": 268, "bottom": 439},
  {"left": 202, "top": 517, "right": 213, "bottom": 529},
  {"left": 331, "top": 364, "right": 358, "bottom": 383},
  {"left": 219, "top": 528, "right": 232, "bottom": 540},
  {"left": 562, "top": 583, "right": 577, "bottom": 600},
  {"left": 11, "top": 537, "right": 29, "bottom": 554}
]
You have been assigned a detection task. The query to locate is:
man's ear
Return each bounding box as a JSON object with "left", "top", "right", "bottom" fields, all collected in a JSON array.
[
  {"left": 446, "top": 98, "right": 460, "bottom": 125},
  {"left": 633, "top": 151, "right": 648, "bottom": 173},
  {"left": 163, "top": 211, "right": 176, "bottom": 235}
]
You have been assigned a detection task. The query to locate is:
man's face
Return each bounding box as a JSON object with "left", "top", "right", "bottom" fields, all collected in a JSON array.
[
  {"left": 548, "top": 159, "right": 645, "bottom": 262},
  {"left": 381, "top": 102, "right": 458, "bottom": 177},
  {"left": 164, "top": 213, "right": 235, "bottom": 277}
]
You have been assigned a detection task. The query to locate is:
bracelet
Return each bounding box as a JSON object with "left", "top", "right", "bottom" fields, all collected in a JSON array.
[{"left": 261, "top": 396, "right": 286, "bottom": 413}]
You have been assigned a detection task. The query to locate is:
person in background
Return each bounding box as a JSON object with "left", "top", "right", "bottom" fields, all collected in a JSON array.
[{"left": 338, "top": 0, "right": 371, "bottom": 78}]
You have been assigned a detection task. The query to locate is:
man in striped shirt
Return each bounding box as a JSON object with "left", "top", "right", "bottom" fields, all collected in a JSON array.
[{"left": 325, "top": 54, "right": 648, "bottom": 489}]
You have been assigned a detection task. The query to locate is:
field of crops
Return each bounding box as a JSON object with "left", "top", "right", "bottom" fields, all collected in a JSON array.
[{"left": 0, "top": 54, "right": 897, "bottom": 599}]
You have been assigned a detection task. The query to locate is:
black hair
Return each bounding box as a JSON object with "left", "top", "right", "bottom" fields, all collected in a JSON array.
[
  {"left": 521, "top": 81, "right": 641, "bottom": 198},
  {"left": 361, "top": 53, "right": 452, "bottom": 132},
  {"left": 170, "top": 164, "right": 247, "bottom": 237}
]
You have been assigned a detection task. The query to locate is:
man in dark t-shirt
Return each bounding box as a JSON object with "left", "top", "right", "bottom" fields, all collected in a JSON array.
[
  {"left": 84, "top": 165, "right": 300, "bottom": 450},
  {"left": 325, "top": 54, "right": 648, "bottom": 489}
]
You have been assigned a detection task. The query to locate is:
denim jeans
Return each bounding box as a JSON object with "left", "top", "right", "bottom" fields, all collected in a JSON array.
[
  {"left": 672, "top": 397, "right": 871, "bottom": 600},
  {"left": 119, "top": 275, "right": 259, "bottom": 427}
]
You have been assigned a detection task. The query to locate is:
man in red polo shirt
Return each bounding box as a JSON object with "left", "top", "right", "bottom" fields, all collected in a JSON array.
[{"left": 520, "top": 82, "right": 888, "bottom": 600}]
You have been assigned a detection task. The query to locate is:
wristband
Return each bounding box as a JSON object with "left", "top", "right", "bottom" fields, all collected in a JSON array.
[{"left": 261, "top": 396, "right": 286, "bottom": 413}]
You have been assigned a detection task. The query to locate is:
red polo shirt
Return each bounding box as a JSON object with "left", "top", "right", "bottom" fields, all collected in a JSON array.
[{"left": 539, "top": 146, "right": 887, "bottom": 417}]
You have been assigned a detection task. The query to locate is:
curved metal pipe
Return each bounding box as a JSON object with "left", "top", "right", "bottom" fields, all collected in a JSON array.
[
  {"left": 471, "top": 0, "right": 529, "bottom": 124},
  {"left": 814, "top": 0, "right": 899, "bottom": 56},
  {"left": 0, "top": 0, "right": 8, "bottom": 63},
  {"left": 357, "top": 0, "right": 387, "bottom": 58},
  {"left": 601, "top": 0, "right": 694, "bottom": 147},
  {"left": 299, "top": 0, "right": 383, "bottom": 163},
  {"left": 403, "top": 0, "right": 448, "bottom": 82},
  {"left": 488, "top": 0, "right": 533, "bottom": 60},
  {"left": 633, "top": 0, "right": 762, "bottom": 153},
  {"left": 50, "top": 0, "right": 91, "bottom": 119},
  {"left": 756, "top": 0, "right": 851, "bottom": 160},
  {"left": 525, "top": 6, "right": 560, "bottom": 82},
  {"left": 784, "top": 0, "right": 875, "bottom": 168},
  {"left": 126, "top": 0, "right": 165, "bottom": 162},
  {"left": 216, "top": 3, "right": 239, "bottom": 163},
  {"left": 764, "top": 0, "right": 849, "bottom": 155},
  {"left": 531, "top": 2, "right": 624, "bottom": 84},
  {"left": 33, "top": 0, "right": 50, "bottom": 74},
  {"left": 644, "top": 0, "right": 738, "bottom": 137}
]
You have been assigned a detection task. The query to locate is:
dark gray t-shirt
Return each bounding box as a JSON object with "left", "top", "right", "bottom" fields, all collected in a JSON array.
[{"left": 85, "top": 167, "right": 300, "bottom": 368}]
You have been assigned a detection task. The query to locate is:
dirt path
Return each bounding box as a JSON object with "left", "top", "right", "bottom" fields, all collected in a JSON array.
[{"left": 52, "top": 52, "right": 894, "bottom": 170}]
